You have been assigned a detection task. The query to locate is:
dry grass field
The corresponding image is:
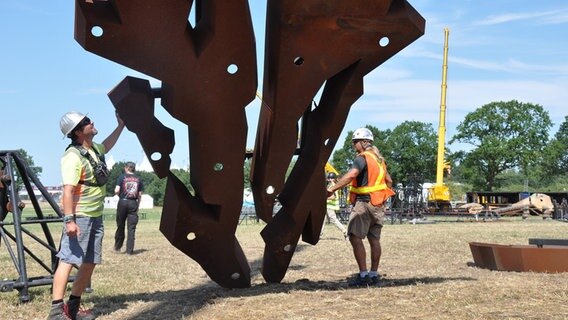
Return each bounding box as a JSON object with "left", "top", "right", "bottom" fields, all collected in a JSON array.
[{"left": 1, "top": 209, "right": 567, "bottom": 320}]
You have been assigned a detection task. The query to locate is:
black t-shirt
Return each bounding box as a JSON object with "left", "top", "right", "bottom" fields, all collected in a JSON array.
[
  {"left": 116, "top": 173, "right": 143, "bottom": 200},
  {"left": 352, "top": 155, "right": 371, "bottom": 202}
]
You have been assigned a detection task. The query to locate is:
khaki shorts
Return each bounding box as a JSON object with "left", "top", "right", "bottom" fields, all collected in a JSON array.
[{"left": 347, "top": 201, "right": 384, "bottom": 239}]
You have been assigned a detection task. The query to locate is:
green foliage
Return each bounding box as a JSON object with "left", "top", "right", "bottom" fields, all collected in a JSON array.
[
  {"left": 449, "top": 100, "right": 552, "bottom": 190},
  {"left": 331, "top": 125, "right": 391, "bottom": 175},
  {"left": 385, "top": 121, "right": 437, "bottom": 184},
  {"left": 539, "top": 115, "right": 568, "bottom": 178},
  {"left": 331, "top": 122, "right": 437, "bottom": 185},
  {"left": 447, "top": 181, "right": 472, "bottom": 202},
  {"left": 2, "top": 149, "right": 43, "bottom": 191}
]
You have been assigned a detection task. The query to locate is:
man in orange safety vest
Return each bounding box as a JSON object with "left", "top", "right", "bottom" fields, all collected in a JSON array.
[{"left": 326, "top": 127, "right": 395, "bottom": 287}]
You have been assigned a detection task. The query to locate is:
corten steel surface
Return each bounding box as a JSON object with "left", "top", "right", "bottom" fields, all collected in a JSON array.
[
  {"left": 75, "top": 0, "right": 257, "bottom": 288},
  {"left": 251, "top": 0, "right": 425, "bottom": 282},
  {"left": 469, "top": 242, "right": 568, "bottom": 273},
  {"left": 74, "top": 0, "right": 425, "bottom": 288}
]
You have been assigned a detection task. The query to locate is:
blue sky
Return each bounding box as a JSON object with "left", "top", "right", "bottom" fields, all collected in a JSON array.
[{"left": 1, "top": 1, "right": 567, "bottom": 186}]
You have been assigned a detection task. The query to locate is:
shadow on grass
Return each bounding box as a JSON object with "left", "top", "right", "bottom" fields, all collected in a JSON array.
[{"left": 89, "top": 273, "right": 475, "bottom": 319}]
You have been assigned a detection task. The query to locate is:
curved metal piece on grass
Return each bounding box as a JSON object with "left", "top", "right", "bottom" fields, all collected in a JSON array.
[
  {"left": 469, "top": 242, "right": 568, "bottom": 273},
  {"left": 253, "top": 0, "right": 425, "bottom": 283}
]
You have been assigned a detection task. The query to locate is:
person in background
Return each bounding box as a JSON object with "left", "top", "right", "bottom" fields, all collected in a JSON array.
[
  {"left": 326, "top": 127, "right": 395, "bottom": 287},
  {"left": 321, "top": 172, "right": 348, "bottom": 239},
  {"left": 113, "top": 161, "right": 143, "bottom": 255},
  {"left": 48, "top": 111, "right": 124, "bottom": 320}
]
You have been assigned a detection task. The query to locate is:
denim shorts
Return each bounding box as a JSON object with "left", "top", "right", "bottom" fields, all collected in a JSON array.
[{"left": 57, "top": 215, "right": 104, "bottom": 265}]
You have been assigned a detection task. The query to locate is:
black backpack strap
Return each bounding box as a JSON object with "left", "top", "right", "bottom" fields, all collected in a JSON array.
[{"left": 67, "top": 145, "right": 100, "bottom": 186}]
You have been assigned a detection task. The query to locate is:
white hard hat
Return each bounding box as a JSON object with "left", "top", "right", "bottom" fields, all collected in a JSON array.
[
  {"left": 352, "top": 127, "right": 373, "bottom": 141},
  {"left": 60, "top": 111, "right": 87, "bottom": 137}
]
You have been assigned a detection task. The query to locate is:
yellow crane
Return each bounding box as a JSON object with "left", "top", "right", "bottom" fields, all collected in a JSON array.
[{"left": 428, "top": 28, "right": 451, "bottom": 211}]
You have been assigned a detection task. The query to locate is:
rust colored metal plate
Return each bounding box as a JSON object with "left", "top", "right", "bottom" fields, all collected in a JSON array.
[
  {"left": 75, "top": 0, "right": 257, "bottom": 288},
  {"left": 74, "top": 0, "right": 425, "bottom": 288},
  {"left": 252, "top": 0, "right": 425, "bottom": 283},
  {"left": 469, "top": 242, "right": 568, "bottom": 273}
]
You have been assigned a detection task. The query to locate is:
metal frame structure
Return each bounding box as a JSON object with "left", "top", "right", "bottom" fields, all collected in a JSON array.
[{"left": 0, "top": 151, "right": 64, "bottom": 302}]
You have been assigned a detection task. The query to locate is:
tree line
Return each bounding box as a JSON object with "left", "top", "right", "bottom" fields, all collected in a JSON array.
[
  {"left": 12, "top": 100, "right": 567, "bottom": 205},
  {"left": 330, "top": 100, "right": 568, "bottom": 199}
]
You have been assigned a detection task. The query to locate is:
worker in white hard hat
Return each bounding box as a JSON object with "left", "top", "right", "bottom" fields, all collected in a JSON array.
[
  {"left": 326, "top": 127, "right": 395, "bottom": 287},
  {"left": 47, "top": 111, "right": 124, "bottom": 320}
]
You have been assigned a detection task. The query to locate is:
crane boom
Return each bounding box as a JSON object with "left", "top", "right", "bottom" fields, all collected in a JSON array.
[
  {"left": 436, "top": 28, "right": 449, "bottom": 186},
  {"left": 428, "top": 28, "right": 451, "bottom": 210}
]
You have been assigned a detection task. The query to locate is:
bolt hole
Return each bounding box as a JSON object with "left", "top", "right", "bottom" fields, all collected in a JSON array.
[
  {"left": 294, "top": 57, "right": 304, "bottom": 66},
  {"left": 378, "top": 36, "right": 389, "bottom": 47},
  {"left": 213, "top": 163, "right": 224, "bottom": 171},
  {"left": 91, "top": 26, "right": 104, "bottom": 37},
  {"left": 227, "top": 64, "right": 238, "bottom": 74},
  {"left": 187, "top": 232, "right": 196, "bottom": 241},
  {"left": 150, "top": 152, "right": 162, "bottom": 161},
  {"left": 284, "top": 244, "right": 292, "bottom": 252},
  {"left": 231, "top": 273, "right": 240, "bottom": 280},
  {"left": 266, "top": 186, "right": 275, "bottom": 195}
]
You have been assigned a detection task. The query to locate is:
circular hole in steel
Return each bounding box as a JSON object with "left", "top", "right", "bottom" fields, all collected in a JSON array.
[
  {"left": 150, "top": 152, "right": 162, "bottom": 161},
  {"left": 231, "top": 273, "right": 240, "bottom": 280},
  {"left": 294, "top": 56, "right": 304, "bottom": 66},
  {"left": 91, "top": 26, "right": 104, "bottom": 37},
  {"left": 213, "top": 163, "right": 224, "bottom": 171},
  {"left": 266, "top": 186, "right": 275, "bottom": 194},
  {"left": 378, "top": 36, "right": 390, "bottom": 47},
  {"left": 187, "top": 232, "right": 196, "bottom": 240},
  {"left": 283, "top": 244, "right": 292, "bottom": 252},
  {"left": 227, "top": 64, "right": 238, "bottom": 74}
]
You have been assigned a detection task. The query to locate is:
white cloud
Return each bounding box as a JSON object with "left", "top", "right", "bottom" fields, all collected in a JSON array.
[
  {"left": 350, "top": 77, "right": 568, "bottom": 135},
  {"left": 475, "top": 9, "right": 568, "bottom": 26}
]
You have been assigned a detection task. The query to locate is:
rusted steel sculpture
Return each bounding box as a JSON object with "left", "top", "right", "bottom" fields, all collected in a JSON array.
[
  {"left": 251, "top": 1, "right": 425, "bottom": 282},
  {"left": 74, "top": 0, "right": 424, "bottom": 288},
  {"left": 75, "top": 0, "right": 257, "bottom": 288}
]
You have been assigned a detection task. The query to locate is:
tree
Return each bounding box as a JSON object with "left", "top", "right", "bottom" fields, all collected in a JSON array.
[
  {"left": 540, "top": 116, "right": 568, "bottom": 177},
  {"left": 1, "top": 149, "right": 43, "bottom": 192},
  {"left": 331, "top": 125, "right": 391, "bottom": 174},
  {"left": 449, "top": 100, "right": 552, "bottom": 191},
  {"left": 385, "top": 121, "right": 437, "bottom": 184},
  {"left": 330, "top": 122, "right": 438, "bottom": 185}
]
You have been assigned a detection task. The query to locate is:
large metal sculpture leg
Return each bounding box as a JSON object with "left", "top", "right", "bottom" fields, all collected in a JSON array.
[
  {"left": 75, "top": 0, "right": 257, "bottom": 288},
  {"left": 251, "top": 0, "right": 425, "bottom": 282}
]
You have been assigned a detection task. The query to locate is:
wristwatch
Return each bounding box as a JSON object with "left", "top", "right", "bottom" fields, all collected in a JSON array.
[{"left": 63, "top": 214, "right": 76, "bottom": 224}]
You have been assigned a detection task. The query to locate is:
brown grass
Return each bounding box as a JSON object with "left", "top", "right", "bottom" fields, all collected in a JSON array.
[{"left": 1, "top": 211, "right": 567, "bottom": 320}]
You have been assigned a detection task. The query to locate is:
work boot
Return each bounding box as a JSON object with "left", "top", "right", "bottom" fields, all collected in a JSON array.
[
  {"left": 65, "top": 299, "right": 96, "bottom": 320},
  {"left": 46, "top": 302, "right": 71, "bottom": 320},
  {"left": 369, "top": 275, "right": 381, "bottom": 286},
  {"left": 348, "top": 274, "right": 371, "bottom": 287}
]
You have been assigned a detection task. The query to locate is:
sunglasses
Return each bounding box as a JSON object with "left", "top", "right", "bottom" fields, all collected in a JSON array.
[{"left": 78, "top": 117, "right": 92, "bottom": 127}]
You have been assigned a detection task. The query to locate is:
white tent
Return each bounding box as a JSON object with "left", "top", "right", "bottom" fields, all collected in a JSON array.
[
  {"left": 137, "top": 155, "right": 154, "bottom": 173},
  {"left": 104, "top": 194, "right": 154, "bottom": 209}
]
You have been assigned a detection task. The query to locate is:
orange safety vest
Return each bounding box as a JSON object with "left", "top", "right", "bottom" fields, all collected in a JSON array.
[{"left": 349, "top": 151, "right": 395, "bottom": 206}]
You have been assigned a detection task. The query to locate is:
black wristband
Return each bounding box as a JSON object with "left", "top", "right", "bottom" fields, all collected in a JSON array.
[{"left": 63, "top": 214, "right": 76, "bottom": 224}]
